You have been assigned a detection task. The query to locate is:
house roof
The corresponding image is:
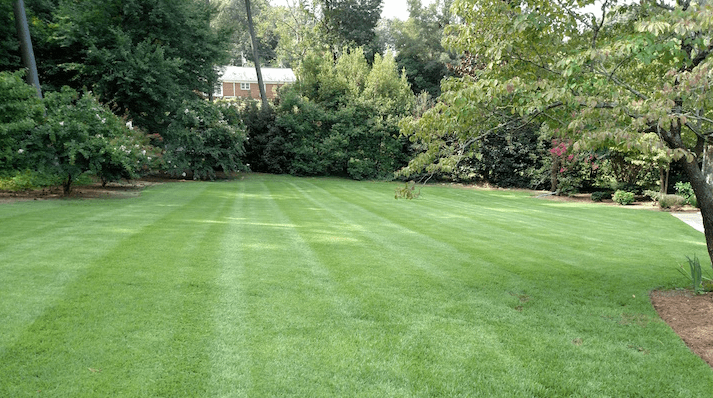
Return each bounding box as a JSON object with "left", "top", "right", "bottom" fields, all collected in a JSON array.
[{"left": 218, "top": 66, "right": 296, "bottom": 84}]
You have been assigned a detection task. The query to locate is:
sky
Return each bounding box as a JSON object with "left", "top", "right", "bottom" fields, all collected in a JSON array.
[
  {"left": 269, "top": 0, "right": 438, "bottom": 21},
  {"left": 382, "top": 0, "right": 438, "bottom": 20}
]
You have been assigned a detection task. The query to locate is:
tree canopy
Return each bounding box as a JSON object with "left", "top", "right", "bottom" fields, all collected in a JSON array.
[
  {"left": 400, "top": 0, "right": 713, "bottom": 262},
  {"left": 2, "top": 0, "right": 233, "bottom": 134}
]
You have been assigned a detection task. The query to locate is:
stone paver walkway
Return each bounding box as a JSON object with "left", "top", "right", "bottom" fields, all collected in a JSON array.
[{"left": 672, "top": 212, "right": 704, "bottom": 233}]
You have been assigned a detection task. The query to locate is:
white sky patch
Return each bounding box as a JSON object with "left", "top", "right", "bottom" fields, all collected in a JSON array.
[{"left": 269, "top": 0, "right": 438, "bottom": 21}]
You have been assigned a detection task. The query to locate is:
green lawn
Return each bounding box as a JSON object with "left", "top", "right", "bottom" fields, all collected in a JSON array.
[{"left": 1, "top": 174, "right": 712, "bottom": 397}]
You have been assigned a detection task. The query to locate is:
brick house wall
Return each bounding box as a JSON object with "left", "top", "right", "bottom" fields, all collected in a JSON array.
[
  {"left": 219, "top": 82, "right": 281, "bottom": 99},
  {"left": 215, "top": 67, "right": 295, "bottom": 100}
]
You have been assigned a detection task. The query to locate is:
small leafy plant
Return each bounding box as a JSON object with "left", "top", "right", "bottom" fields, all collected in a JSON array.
[
  {"left": 677, "top": 255, "right": 713, "bottom": 295},
  {"left": 674, "top": 181, "right": 697, "bottom": 207},
  {"left": 612, "top": 190, "right": 635, "bottom": 205},
  {"left": 395, "top": 181, "right": 421, "bottom": 199}
]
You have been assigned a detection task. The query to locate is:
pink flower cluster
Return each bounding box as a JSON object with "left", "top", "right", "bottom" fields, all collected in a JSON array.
[{"left": 550, "top": 139, "right": 570, "bottom": 157}]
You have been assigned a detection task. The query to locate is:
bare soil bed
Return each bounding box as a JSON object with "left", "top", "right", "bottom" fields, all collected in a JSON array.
[
  {"left": 2, "top": 182, "right": 711, "bottom": 368},
  {"left": 0, "top": 179, "right": 162, "bottom": 204}
]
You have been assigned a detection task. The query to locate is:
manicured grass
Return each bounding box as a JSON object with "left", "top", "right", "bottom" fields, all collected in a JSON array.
[{"left": 1, "top": 174, "right": 712, "bottom": 397}]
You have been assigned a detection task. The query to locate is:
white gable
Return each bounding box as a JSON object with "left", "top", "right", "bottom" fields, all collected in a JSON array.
[{"left": 218, "top": 66, "right": 296, "bottom": 85}]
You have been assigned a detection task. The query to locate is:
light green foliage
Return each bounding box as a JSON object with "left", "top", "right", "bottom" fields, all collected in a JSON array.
[
  {"left": 675, "top": 181, "right": 697, "bottom": 207},
  {"left": 613, "top": 190, "right": 635, "bottom": 205},
  {"left": 404, "top": 0, "right": 713, "bottom": 172},
  {"left": 0, "top": 71, "right": 44, "bottom": 172},
  {"left": 268, "top": 1, "right": 322, "bottom": 68},
  {"left": 678, "top": 255, "right": 713, "bottom": 294},
  {"left": 361, "top": 52, "right": 416, "bottom": 116},
  {"left": 162, "top": 99, "right": 247, "bottom": 180},
  {"left": 268, "top": 47, "right": 415, "bottom": 179}
]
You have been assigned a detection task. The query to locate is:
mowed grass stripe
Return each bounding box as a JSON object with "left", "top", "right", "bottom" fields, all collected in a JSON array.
[
  {"left": 329, "top": 178, "right": 701, "bottom": 288},
  {"left": 0, "top": 183, "right": 235, "bottom": 397},
  {"left": 262, "top": 178, "right": 561, "bottom": 396},
  {"left": 2, "top": 175, "right": 713, "bottom": 397},
  {"left": 0, "top": 183, "right": 210, "bottom": 352},
  {"left": 231, "top": 178, "right": 394, "bottom": 396},
  {"left": 260, "top": 176, "right": 711, "bottom": 396}
]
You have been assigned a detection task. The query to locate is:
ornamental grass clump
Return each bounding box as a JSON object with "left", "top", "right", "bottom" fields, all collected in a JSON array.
[
  {"left": 678, "top": 255, "right": 713, "bottom": 295},
  {"left": 658, "top": 194, "right": 687, "bottom": 209}
]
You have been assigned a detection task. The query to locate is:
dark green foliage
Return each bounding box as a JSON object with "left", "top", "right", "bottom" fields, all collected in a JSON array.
[
  {"left": 590, "top": 191, "right": 612, "bottom": 202},
  {"left": 456, "top": 127, "right": 549, "bottom": 189},
  {"left": 2, "top": 0, "right": 232, "bottom": 135},
  {"left": 0, "top": 0, "right": 20, "bottom": 70},
  {"left": 272, "top": 86, "right": 410, "bottom": 179},
  {"left": 242, "top": 48, "right": 413, "bottom": 180},
  {"left": 162, "top": 99, "right": 247, "bottom": 180},
  {"left": 0, "top": 71, "right": 44, "bottom": 172},
  {"left": 318, "top": 0, "right": 383, "bottom": 60}
]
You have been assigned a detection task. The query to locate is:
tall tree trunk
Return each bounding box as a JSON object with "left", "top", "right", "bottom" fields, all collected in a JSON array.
[
  {"left": 702, "top": 144, "right": 713, "bottom": 186},
  {"left": 13, "top": 0, "right": 42, "bottom": 99},
  {"left": 662, "top": 126, "right": 713, "bottom": 267},
  {"left": 679, "top": 156, "right": 713, "bottom": 265},
  {"left": 244, "top": 0, "right": 269, "bottom": 109}
]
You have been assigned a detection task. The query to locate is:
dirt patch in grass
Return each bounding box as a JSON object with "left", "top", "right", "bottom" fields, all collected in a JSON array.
[{"left": 651, "top": 290, "right": 713, "bottom": 367}]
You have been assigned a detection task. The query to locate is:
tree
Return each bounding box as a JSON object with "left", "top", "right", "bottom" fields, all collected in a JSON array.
[
  {"left": 6, "top": 0, "right": 233, "bottom": 135},
  {"left": 379, "top": 0, "right": 457, "bottom": 97},
  {"left": 317, "top": 0, "right": 383, "bottom": 60},
  {"left": 402, "top": 0, "right": 713, "bottom": 264},
  {"left": 12, "top": 0, "right": 42, "bottom": 98},
  {"left": 245, "top": 0, "right": 268, "bottom": 108},
  {"left": 214, "top": 0, "right": 278, "bottom": 66},
  {"left": 248, "top": 47, "right": 415, "bottom": 179}
]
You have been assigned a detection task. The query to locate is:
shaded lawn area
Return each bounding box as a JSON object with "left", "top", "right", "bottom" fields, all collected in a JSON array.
[{"left": 0, "top": 174, "right": 711, "bottom": 397}]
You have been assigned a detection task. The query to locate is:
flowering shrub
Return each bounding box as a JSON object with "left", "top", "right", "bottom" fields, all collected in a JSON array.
[
  {"left": 23, "top": 87, "right": 158, "bottom": 194},
  {"left": 549, "top": 139, "right": 605, "bottom": 195},
  {"left": 162, "top": 99, "right": 247, "bottom": 180}
]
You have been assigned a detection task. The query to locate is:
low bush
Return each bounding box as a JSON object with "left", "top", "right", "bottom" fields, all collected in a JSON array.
[
  {"left": 590, "top": 191, "right": 612, "bottom": 202},
  {"left": 658, "top": 194, "right": 687, "bottom": 209},
  {"left": 162, "top": 99, "right": 247, "bottom": 180},
  {"left": 643, "top": 190, "right": 662, "bottom": 202},
  {"left": 612, "top": 190, "right": 635, "bottom": 205}
]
